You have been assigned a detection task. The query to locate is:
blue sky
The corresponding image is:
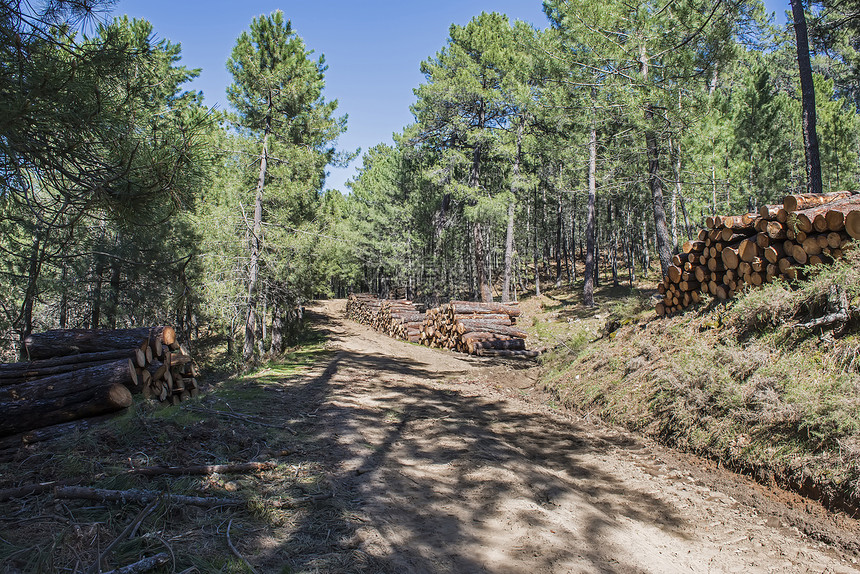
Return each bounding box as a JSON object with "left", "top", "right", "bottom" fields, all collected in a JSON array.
[{"left": 114, "top": 0, "right": 789, "bottom": 194}]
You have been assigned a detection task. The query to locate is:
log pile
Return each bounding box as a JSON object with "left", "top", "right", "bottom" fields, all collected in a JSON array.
[
  {"left": 657, "top": 191, "right": 859, "bottom": 316},
  {"left": 346, "top": 294, "right": 426, "bottom": 342},
  {"left": 0, "top": 326, "right": 197, "bottom": 437},
  {"left": 346, "top": 294, "right": 539, "bottom": 358},
  {"left": 418, "top": 301, "right": 538, "bottom": 358}
]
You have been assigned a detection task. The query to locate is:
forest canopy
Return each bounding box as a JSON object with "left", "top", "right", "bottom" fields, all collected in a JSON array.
[{"left": 1, "top": 0, "right": 857, "bottom": 366}]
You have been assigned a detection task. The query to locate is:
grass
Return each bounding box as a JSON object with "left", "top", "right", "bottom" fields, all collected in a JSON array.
[
  {"left": 0, "top": 324, "right": 351, "bottom": 574},
  {"left": 533, "top": 252, "right": 860, "bottom": 515}
]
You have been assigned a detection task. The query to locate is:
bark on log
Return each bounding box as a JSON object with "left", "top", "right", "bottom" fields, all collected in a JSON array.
[
  {"left": 455, "top": 321, "right": 527, "bottom": 338},
  {"left": 22, "top": 327, "right": 173, "bottom": 360},
  {"left": 0, "top": 359, "right": 137, "bottom": 402},
  {"left": 448, "top": 302, "right": 521, "bottom": 317},
  {"left": 99, "top": 553, "right": 169, "bottom": 574},
  {"left": 0, "top": 383, "right": 132, "bottom": 437},
  {"left": 783, "top": 191, "right": 854, "bottom": 212}
]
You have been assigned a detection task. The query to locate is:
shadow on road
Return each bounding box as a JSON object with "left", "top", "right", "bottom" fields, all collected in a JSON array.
[{"left": 251, "top": 311, "right": 685, "bottom": 573}]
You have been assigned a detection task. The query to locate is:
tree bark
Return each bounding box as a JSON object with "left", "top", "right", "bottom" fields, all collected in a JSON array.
[
  {"left": 244, "top": 104, "right": 272, "bottom": 364},
  {"left": 791, "top": 0, "right": 823, "bottom": 195},
  {"left": 22, "top": 327, "right": 171, "bottom": 360},
  {"left": 502, "top": 117, "right": 523, "bottom": 303},
  {"left": 0, "top": 381, "right": 132, "bottom": 437},
  {"left": 640, "top": 45, "right": 673, "bottom": 277},
  {"left": 584, "top": 117, "right": 597, "bottom": 307}
]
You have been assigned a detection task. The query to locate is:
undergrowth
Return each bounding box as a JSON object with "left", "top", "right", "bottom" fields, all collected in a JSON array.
[
  {"left": 0, "top": 327, "right": 363, "bottom": 573},
  {"left": 540, "top": 250, "right": 860, "bottom": 514}
]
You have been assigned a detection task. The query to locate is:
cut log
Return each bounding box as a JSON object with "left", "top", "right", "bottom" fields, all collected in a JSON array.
[
  {"left": 0, "top": 359, "right": 138, "bottom": 403},
  {"left": 783, "top": 190, "right": 854, "bottom": 212},
  {"left": 448, "top": 302, "right": 521, "bottom": 317},
  {"left": 0, "top": 383, "right": 132, "bottom": 437},
  {"left": 845, "top": 210, "right": 860, "bottom": 239},
  {"left": 738, "top": 238, "right": 763, "bottom": 263},
  {"left": 759, "top": 204, "right": 782, "bottom": 220},
  {"left": 22, "top": 327, "right": 173, "bottom": 361},
  {"left": 721, "top": 245, "right": 740, "bottom": 270},
  {"left": 455, "top": 321, "right": 527, "bottom": 339}
]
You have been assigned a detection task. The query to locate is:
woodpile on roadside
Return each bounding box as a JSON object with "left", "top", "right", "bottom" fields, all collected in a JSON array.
[
  {"left": 346, "top": 294, "right": 426, "bottom": 342},
  {"left": 418, "top": 301, "right": 538, "bottom": 358},
  {"left": 346, "top": 294, "right": 539, "bottom": 358},
  {"left": 0, "top": 326, "right": 197, "bottom": 438},
  {"left": 657, "top": 191, "right": 860, "bottom": 316}
]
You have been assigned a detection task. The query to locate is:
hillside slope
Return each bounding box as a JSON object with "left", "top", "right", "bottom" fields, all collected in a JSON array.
[{"left": 533, "top": 250, "right": 860, "bottom": 516}]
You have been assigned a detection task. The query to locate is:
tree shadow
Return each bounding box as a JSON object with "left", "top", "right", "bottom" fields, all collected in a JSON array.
[{"left": 248, "top": 326, "right": 688, "bottom": 573}]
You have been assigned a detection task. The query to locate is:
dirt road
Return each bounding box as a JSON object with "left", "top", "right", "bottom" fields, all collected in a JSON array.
[{"left": 262, "top": 300, "right": 860, "bottom": 573}]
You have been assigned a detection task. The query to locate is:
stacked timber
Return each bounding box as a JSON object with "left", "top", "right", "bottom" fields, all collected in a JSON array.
[
  {"left": 656, "top": 191, "right": 859, "bottom": 316},
  {"left": 419, "top": 301, "right": 538, "bottom": 358},
  {"left": 0, "top": 326, "right": 197, "bottom": 437},
  {"left": 346, "top": 294, "right": 425, "bottom": 342}
]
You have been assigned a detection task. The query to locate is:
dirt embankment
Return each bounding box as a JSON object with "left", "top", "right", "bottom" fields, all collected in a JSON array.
[{"left": 264, "top": 300, "right": 860, "bottom": 573}]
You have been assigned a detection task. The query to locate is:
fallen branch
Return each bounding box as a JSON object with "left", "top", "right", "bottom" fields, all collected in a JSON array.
[
  {"left": 797, "top": 285, "right": 855, "bottom": 331},
  {"left": 87, "top": 498, "right": 161, "bottom": 574},
  {"left": 227, "top": 519, "right": 259, "bottom": 574},
  {"left": 127, "top": 462, "right": 275, "bottom": 477},
  {"left": 0, "top": 478, "right": 82, "bottom": 502},
  {"left": 99, "top": 552, "right": 169, "bottom": 574},
  {"left": 54, "top": 486, "right": 244, "bottom": 508}
]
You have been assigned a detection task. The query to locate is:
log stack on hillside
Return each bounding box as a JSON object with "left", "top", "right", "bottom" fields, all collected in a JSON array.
[
  {"left": 346, "top": 294, "right": 426, "bottom": 342},
  {"left": 419, "top": 301, "right": 538, "bottom": 358},
  {"left": 657, "top": 191, "right": 859, "bottom": 316},
  {"left": 0, "top": 326, "right": 197, "bottom": 438}
]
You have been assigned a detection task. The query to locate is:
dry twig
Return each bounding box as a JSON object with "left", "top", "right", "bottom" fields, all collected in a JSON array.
[{"left": 226, "top": 519, "right": 259, "bottom": 574}]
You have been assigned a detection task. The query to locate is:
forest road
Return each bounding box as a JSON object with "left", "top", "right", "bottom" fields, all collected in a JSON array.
[{"left": 286, "top": 299, "right": 860, "bottom": 573}]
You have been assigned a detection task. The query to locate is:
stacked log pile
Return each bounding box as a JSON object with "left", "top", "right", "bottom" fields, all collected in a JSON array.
[
  {"left": 347, "top": 295, "right": 539, "bottom": 358},
  {"left": 0, "top": 326, "right": 197, "bottom": 437},
  {"left": 346, "top": 294, "right": 426, "bottom": 342},
  {"left": 657, "top": 191, "right": 860, "bottom": 316},
  {"left": 419, "top": 301, "right": 538, "bottom": 358}
]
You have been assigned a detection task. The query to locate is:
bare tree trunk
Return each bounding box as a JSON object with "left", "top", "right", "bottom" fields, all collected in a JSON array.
[
  {"left": 107, "top": 259, "right": 121, "bottom": 329},
  {"left": 584, "top": 119, "right": 597, "bottom": 307},
  {"left": 502, "top": 118, "right": 523, "bottom": 303},
  {"left": 532, "top": 186, "right": 541, "bottom": 297},
  {"left": 470, "top": 141, "right": 492, "bottom": 302},
  {"left": 244, "top": 104, "right": 272, "bottom": 365},
  {"left": 640, "top": 45, "right": 673, "bottom": 277},
  {"left": 555, "top": 192, "right": 563, "bottom": 288},
  {"left": 791, "top": 0, "right": 823, "bottom": 195}
]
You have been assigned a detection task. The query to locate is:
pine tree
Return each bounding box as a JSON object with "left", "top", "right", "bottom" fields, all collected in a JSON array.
[{"left": 227, "top": 11, "right": 346, "bottom": 364}]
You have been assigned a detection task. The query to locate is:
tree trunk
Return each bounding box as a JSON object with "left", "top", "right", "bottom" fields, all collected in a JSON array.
[
  {"left": 645, "top": 116, "right": 674, "bottom": 277},
  {"left": 271, "top": 301, "right": 284, "bottom": 355},
  {"left": 532, "top": 186, "right": 541, "bottom": 297},
  {"left": 244, "top": 105, "right": 272, "bottom": 364},
  {"left": 584, "top": 118, "right": 597, "bottom": 307},
  {"left": 555, "top": 187, "right": 564, "bottom": 288},
  {"left": 107, "top": 258, "right": 121, "bottom": 329},
  {"left": 791, "top": 0, "right": 823, "bottom": 195},
  {"left": 640, "top": 45, "right": 673, "bottom": 277},
  {"left": 502, "top": 117, "right": 523, "bottom": 303}
]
